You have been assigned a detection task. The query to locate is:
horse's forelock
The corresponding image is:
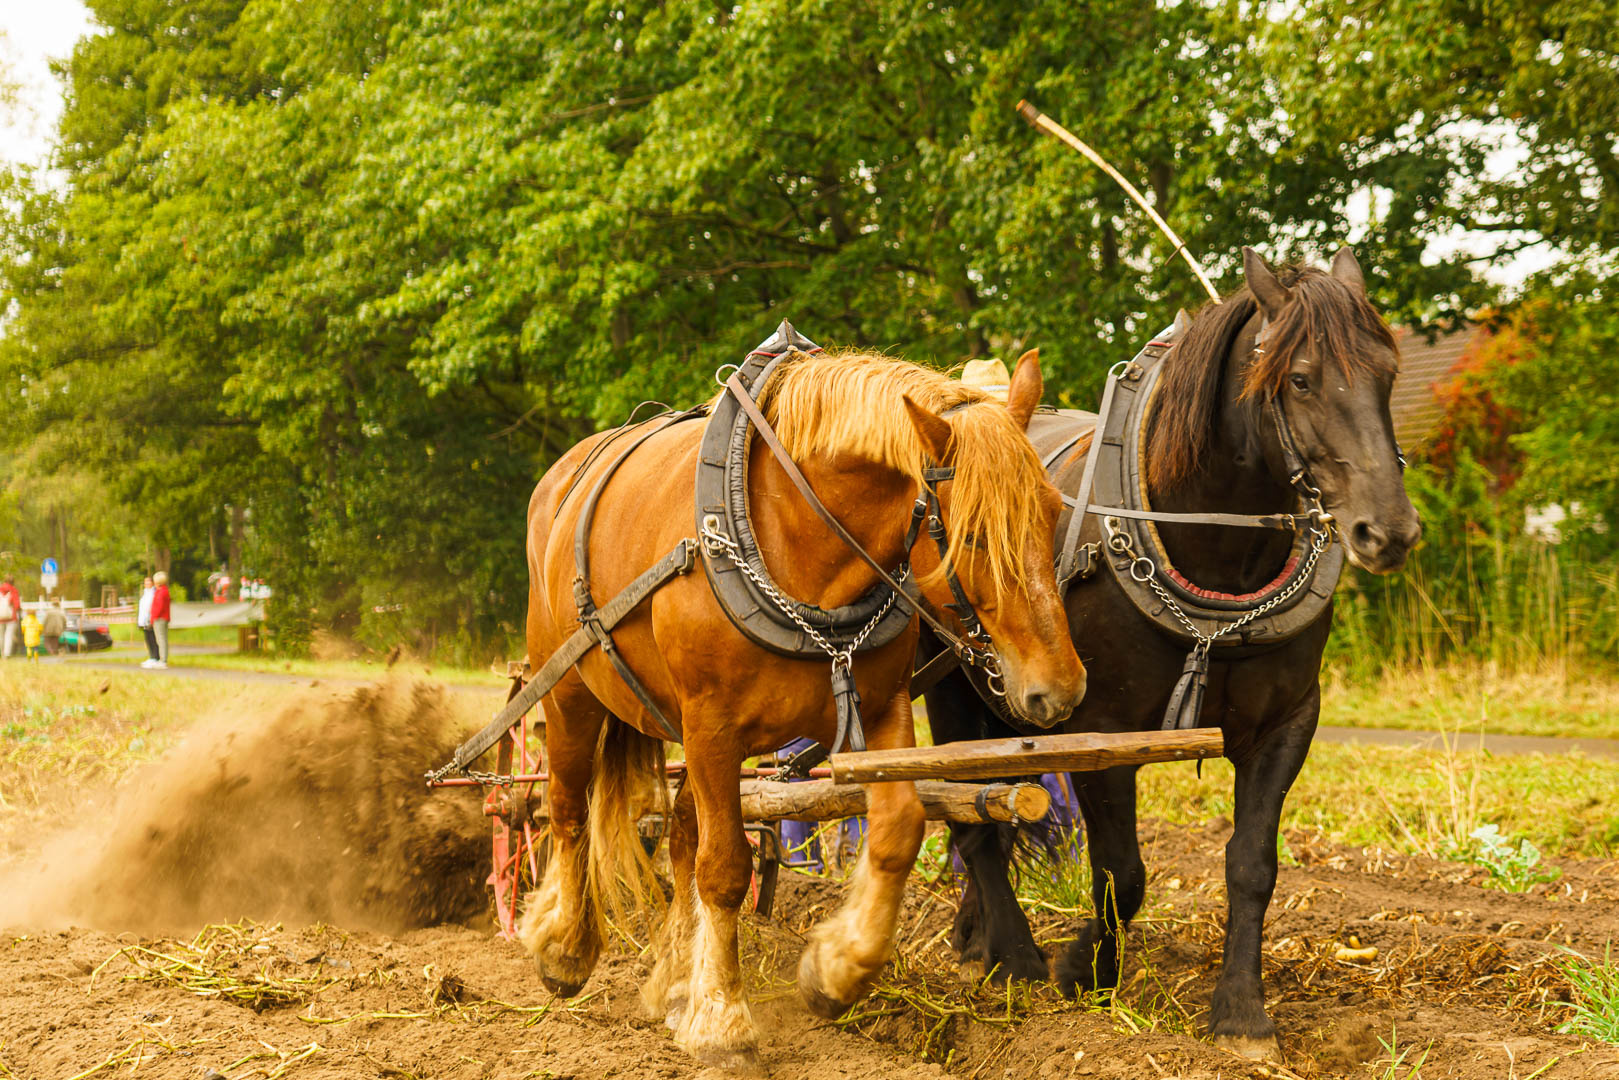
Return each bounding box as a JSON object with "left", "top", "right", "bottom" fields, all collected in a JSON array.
[
  {"left": 1241, "top": 269, "right": 1399, "bottom": 400},
  {"left": 1146, "top": 267, "right": 1398, "bottom": 492}
]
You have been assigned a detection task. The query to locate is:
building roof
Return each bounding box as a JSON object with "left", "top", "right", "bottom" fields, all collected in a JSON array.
[{"left": 1389, "top": 323, "right": 1488, "bottom": 447}]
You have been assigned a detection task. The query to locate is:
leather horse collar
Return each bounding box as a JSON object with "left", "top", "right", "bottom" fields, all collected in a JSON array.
[
  {"left": 1048, "top": 318, "right": 1345, "bottom": 731},
  {"left": 696, "top": 321, "right": 1009, "bottom": 765},
  {"left": 694, "top": 322, "right": 917, "bottom": 661}
]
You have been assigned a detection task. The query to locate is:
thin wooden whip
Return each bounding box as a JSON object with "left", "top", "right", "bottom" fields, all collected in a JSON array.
[{"left": 1016, "top": 100, "right": 1221, "bottom": 304}]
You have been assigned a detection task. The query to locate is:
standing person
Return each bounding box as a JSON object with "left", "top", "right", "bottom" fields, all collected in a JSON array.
[
  {"left": 138, "top": 576, "right": 159, "bottom": 668},
  {"left": 150, "top": 572, "right": 172, "bottom": 670},
  {"left": 41, "top": 600, "right": 66, "bottom": 655},
  {"left": 0, "top": 575, "right": 19, "bottom": 660},
  {"left": 22, "top": 609, "right": 42, "bottom": 661}
]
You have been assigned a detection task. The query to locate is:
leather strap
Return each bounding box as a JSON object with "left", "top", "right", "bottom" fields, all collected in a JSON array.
[
  {"left": 908, "top": 642, "right": 962, "bottom": 697},
  {"left": 1056, "top": 370, "right": 1121, "bottom": 588},
  {"left": 724, "top": 371, "right": 978, "bottom": 657},
  {"left": 1041, "top": 430, "right": 1091, "bottom": 471},
  {"left": 1083, "top": 504, "right": 1300, "bottom": 530},
  {"left": 429, "top": 538, "right": 697, "bottom": 779},
  {"left": 572, "top": 416, "right": 697, "bottom": 742}
]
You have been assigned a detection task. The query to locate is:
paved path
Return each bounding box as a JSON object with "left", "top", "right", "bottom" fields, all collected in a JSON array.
[
  {"left": 37, "top": 656, "right": 1619, "bottom": 759},
  {"left": 1315, "top": 724, "right": 1619, "bottom": 759}
]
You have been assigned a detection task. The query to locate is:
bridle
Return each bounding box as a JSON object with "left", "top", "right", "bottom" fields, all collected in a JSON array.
[
  {"left": 1259, "top": 328, "right": 1408, "bottom": 525},
  {"left": 906, "top": 463, "right": 1005, "bottom": 694}
]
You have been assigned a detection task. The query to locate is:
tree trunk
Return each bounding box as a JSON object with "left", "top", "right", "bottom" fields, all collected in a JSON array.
[
  {"left": 737, "top": 779, "right": 1051, "bottom": 824},
  {"left": 230, "top": 504, "right": 246, "bottom": 577}
]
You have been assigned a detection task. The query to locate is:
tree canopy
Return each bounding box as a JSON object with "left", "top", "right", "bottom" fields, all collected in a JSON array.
[{"left": 2, "top": 0, "right": 1613, "bottom": 657}]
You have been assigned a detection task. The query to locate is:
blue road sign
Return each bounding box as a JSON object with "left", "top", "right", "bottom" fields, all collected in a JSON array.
[{"left": 41, "top": 558, "right": 58, "bottom": 575}]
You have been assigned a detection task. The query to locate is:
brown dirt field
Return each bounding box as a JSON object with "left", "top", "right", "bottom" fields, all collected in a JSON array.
[{"left": 3, "top": 680, "right": 1618, "bottom": 1080}]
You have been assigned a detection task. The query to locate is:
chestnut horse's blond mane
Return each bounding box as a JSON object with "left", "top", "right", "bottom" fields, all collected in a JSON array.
[{"left": 758, "top": 349, "right": 1045, "bottom": 597}]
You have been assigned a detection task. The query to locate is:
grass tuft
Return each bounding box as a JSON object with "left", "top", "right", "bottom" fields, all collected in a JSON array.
[
  {"left": 1557, "top": 946, "right": 1619, "bottom": 1044},
  {"left": 1374, "top": 1023, "right": 1432, "bottom": 1079}
]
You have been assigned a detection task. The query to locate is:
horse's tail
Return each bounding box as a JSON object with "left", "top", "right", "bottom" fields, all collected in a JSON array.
[{"left": 584, "top": 715, "right": 667, "bottom": 943}]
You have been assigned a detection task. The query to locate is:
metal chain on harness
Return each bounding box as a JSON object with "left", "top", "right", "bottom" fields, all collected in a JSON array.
[
  {"left": 1104, "top": 513, "right": 1333, "bottom": 658},
  {"left": 699, "top": 516, "right": 905, "bottom": 673},
  {"left": 701, "top": 516, "right": 905, "bottom": 780},
  {"left": 1105, "top": 507, "right": 1334, "bottom": 733}
]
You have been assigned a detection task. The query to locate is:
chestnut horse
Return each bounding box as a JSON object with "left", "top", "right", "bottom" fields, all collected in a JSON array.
[{"left": 518, "top": 350, "right": 1085, "bottom": 1070}]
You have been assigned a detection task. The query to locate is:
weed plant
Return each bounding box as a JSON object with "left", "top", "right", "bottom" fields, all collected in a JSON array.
[
  {"left": 1374, "top": 1024, "right": 1432, "bottom": 1079},
  {"left": 1558, "top": 947, "right": 1619, "bottom": 1044},
  {"left": 1453, "top": 824, "right": 1562, "bottom": 892}
]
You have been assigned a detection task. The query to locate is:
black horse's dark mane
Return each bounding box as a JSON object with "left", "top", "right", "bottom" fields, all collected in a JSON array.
[{"left": 1145, "top": 266, "right": 1399, "bottom": 492}]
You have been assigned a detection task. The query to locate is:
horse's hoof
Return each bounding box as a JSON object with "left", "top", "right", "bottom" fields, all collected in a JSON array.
[
  {"left": 796, "top": 942, "right": 867, "bottom": 1019},
  {"left": 692, "top": 1045, "right": 767, "bottom": 1076},
  {"left": 985, "top": 948, "right": 1049, "bottom": 986},
  {"left": 1214, "top": 1034, "right": 1283, "bottom": 1062},
  {"left": 540, "top": 973, "right": 587, "bottom": 998},
  {"left": 798, "top": 976, "right": 855, "bottom": 1020},
  {"left": 664, "top": 997, "right": 688, "bottom": 1031},
  {"left": 533, "top": 953, "right": 589, "bottom": 998}
]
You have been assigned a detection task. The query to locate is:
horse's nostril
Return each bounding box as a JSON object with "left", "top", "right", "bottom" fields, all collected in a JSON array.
[{"left": 1350, "top": 520, "right": 1387, "bottom": 553}]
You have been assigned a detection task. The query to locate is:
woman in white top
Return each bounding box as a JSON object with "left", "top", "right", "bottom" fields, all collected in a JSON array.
[{"left": 137, "top": 576, "right": 159, "bottom": 668}]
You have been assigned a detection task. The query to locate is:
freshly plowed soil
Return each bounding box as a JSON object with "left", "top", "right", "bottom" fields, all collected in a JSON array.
[{"left": 3, "top": 680, "right": 1617, "bottom": 1079}]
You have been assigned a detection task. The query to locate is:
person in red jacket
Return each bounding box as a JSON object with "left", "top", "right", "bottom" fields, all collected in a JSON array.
[
  {"left": 150, "top": 571, "right": 172, "bottom": 670},
  {"left": 0, "top": 575, "right": 19, "bottom": 660}
]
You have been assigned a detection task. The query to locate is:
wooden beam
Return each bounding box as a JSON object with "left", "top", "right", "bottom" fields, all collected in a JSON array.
[
  {"left": 829, "top": 728, "right": 1224, "bottom": 784},
  {"left": 737, "top": 779, "right": 1051, "bottom": 824}
]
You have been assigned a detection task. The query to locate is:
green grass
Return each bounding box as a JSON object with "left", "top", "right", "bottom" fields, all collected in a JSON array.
[
  {"left": 62, "top": 648, "right": 502, "bottom": 688},
  {"left": 1322, "top": 661, "right": 1619, "bottom": 740},
  {"left": 1373, "top": 1024, "right": 1432, "bottom": 1080},
  {"left": 1558, "top": 946, "right": 1619, "bottom": 1044},
  {"left": 1140, "top": 740, "right": 1619, "bottom": 860},
  {"left": 0, "top": 667, "right": 285, "bottom": 837},
  {"left": 105, "top": 623, "right": 242, "bottom": 648}
]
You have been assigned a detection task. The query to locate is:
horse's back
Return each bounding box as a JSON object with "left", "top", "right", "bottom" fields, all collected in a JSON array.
[{"left": 1026, "top": 409, "right": 1097, "bottom": 471}]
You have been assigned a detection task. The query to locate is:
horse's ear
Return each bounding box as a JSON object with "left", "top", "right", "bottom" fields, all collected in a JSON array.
[
  {"left": 1330, "top": 245, "right": 1365, "bottom": 293},
  {"left": 1006, "top": 348, "right": 1042, "bottom": 431},
  {"left": 902, "top": 396, "right": 954, "bottom": 463},
  {"left": 1242, "top": 246, "right": 1290, "bottom": 320}
]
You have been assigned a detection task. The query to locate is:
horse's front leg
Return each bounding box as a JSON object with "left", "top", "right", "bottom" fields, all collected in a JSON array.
[
  {"left": 926, "top": 671, "right": 1048, "bottom": 983},
  {"left": 1207, "top": 696, "right": 1318, "bottom": 1062},
  {"left": 517, "top": 692, "right": 607, "bottom": 995},
  {"left": 949, "top": 821, "right": 1048, "bottom": 982},
  {"left": 1055, "top": 764, "right": 1145, "bottom": 998},
  {"left": 799, "top": 689, "right": 926, "bottom": 1016},
  {"left": 675, "top": 734, "right": 761, "bottom": 1072}
]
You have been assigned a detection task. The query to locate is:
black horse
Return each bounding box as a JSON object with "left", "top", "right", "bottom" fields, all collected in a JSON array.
[{"left": 925, "top": 246, "right": 1420, "bottom": 1061}]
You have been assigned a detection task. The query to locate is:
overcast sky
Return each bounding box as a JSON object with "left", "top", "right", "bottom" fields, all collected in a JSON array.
[
  {"left": 1, "top": 3, "right": 93, "bottom": 172},
  {"left": 0, "top": 3, "right": 1555, "bottom": 290}
]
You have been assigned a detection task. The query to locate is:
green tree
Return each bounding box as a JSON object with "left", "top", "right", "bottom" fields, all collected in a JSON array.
[{"left": 5, "top": 0, "right": 1610, "bottom": 659}]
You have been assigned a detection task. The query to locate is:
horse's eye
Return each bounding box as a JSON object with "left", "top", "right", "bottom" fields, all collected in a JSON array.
[{"left": 1289, "top": 374, "right": 1311, "bottom": 393}]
